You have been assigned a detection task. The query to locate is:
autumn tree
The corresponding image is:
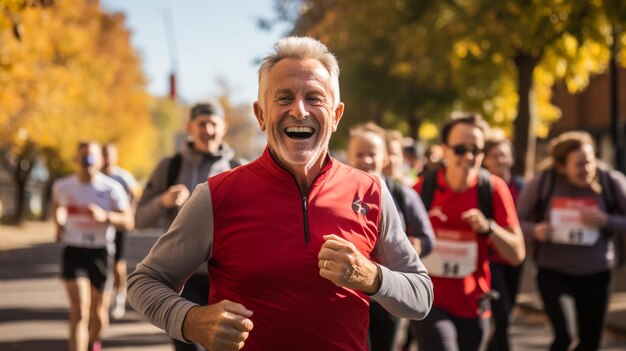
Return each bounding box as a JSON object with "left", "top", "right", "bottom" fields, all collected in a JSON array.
[
  {"left": 0, "top": 0, "right": 159, "bottom": 223},
  {"left": 268, "top": 0, "right": 626, "bottom": 175},
  {"left": 436, "top": 0, "right": 625, "bottom": 175}
]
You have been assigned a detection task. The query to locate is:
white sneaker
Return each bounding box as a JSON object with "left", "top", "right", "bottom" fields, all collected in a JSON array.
[{"left": 111, "top": 293, "right": 126, "bottom": 319}]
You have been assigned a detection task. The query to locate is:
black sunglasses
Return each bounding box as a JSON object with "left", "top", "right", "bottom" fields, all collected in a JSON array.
[{"left": 449, "top": 144, "right": 484, "bottom": 156}]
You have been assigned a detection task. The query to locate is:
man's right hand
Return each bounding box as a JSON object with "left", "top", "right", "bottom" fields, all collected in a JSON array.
[
  {"left": 182, "top": 300, "right": 254, "bottom": 351},
  {"left": 160, "top": 184, "right": 190, "bottom": 208}
]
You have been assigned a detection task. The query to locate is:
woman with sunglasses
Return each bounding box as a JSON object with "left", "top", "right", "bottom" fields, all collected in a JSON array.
[
  {"left": 517, "top": 131, "right": 626, "bottom": 351},
  {"left": 412, "top": 112, "right": 525, "bottom": 351},
  {"left": 481, "top": 134, "right": 525, "bottom": 351}
]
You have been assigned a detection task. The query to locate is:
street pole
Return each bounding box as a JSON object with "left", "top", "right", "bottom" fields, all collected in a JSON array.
[{"left": 162, "top": 8, "right": 179, "bottom": 101}]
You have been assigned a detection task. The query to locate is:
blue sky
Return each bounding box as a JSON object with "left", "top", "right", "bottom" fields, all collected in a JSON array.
[{"left": 101, "top": 0, "right": 287, "bottom": 105}]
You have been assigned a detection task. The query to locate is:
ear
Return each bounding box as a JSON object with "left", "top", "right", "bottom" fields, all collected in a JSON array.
[
  {"left": 253, "top": 102, "right": 266, "bottom": 131},
  {"left": 185, "top": 121, "right": 193, "bottom": 135},
  {"left": 331, "top": 102, "right": 345, "bottom": 132}
]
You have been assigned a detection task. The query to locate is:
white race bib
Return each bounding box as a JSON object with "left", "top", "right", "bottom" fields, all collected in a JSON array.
[
  {"left": 64, "top": 206, "right": 111, "bottom": 248},
  {"left": 422, "top": 229, "right": 478, "bottom": 278},
  {"left": 550, "top": 197, "right": 600, "bottom": 246}
]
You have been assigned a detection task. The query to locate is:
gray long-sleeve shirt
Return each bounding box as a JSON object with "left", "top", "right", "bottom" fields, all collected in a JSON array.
[
  {"left": 128, "top": 179, "right": 433, "bottom": 343},
  {"left": 384, "top": 176, "right": 436, "bottom": 257},
  {"left": 135, "top": 143, "right": 239, "bottom": 230},
  {"left": 517, "top": 167, "right": 626, "bottom": 275}
]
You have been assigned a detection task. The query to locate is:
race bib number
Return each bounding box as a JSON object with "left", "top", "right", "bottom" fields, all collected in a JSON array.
[
  {"left": 64, "top": 206, "right": 109, "bottom": 248},
  {"left": 550, "top": 197, "right": 600, "bottom": 246},
  {"left": 422, "top": 229, "right": 478, "bottom": 278}
]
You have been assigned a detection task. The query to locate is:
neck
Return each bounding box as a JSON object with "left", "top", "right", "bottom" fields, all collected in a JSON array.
[
  {"left": 270, "top": 149, "right": 328, "bottom": 195},
  {"left": 444, "top": 167, "right": 475, "bottom": 192},
  {"left": 78, "top": 172, "right": 94, "bottom": 183}
]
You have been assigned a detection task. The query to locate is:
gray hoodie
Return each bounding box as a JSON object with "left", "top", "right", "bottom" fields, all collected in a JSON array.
[{"left": 136, "top": 143, "right": 240, "bottom": 229}]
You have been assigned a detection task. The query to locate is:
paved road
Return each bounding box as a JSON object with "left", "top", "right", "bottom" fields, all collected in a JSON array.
[{"left": 1, "top": 221, "right": 625, "bottom": 350}]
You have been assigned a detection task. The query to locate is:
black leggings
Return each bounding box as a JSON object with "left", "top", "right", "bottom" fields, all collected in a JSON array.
[
  {"left": 411, "top": 305, "right": 490, "bottom": 351},
  {"left": 487, "top": 261, "right": 523, "bottom": 351},
  {"left": 368, "top": 301, "right": 401, "bottom": 351},
  {"left": 537, "top": 268, "right": 611, "bottom": 351},
  {"left": 173, "top": 274, "right": 210, "bottom": 351}
]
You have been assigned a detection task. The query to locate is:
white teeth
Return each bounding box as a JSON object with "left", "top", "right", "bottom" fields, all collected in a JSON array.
[{"left": 285, "top": 127, "right": 314, "bottom": 133}]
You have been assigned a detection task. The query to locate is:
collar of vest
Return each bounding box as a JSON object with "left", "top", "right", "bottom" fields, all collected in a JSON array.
[{"left": 259, "top": 146, "right": 335, "bottom": 183}]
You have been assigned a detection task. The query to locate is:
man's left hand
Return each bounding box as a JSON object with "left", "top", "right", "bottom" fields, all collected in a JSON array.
[{"left": 318, "top": 234, "right": 381, "bottom": 294}]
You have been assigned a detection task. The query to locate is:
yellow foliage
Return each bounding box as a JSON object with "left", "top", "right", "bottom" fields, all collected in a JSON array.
[
  {"left": 0, "top": 0, "right": 158, "bottom": 179},
  {"left": 418, "top": 122, "right": 439, "bottom": 141}
]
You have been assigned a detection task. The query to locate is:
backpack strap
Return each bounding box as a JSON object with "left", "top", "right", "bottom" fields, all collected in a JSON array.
[
  {"left": 419, "top": 168, "right": 439, "bottom": 210},
  {"left": 166, "top": 153, "right": 183, "bottom": 188},
  {"left": 598, "top": 167, "right": 616, "bottom": 214},
  {"left": 477, "top": 168, "right": 493, "bottom": 219},
  {"left": 513, "top": 175, "right": 525, "bottom": 193},
  {"left": 534, "top": 168, "right": 556, "bottom": 222},
  {"left": 229, "top": 158, "right": 243, "bottom": 169},
  {"left": 386, "top": 177, "right": 410, "bottom": 233}
]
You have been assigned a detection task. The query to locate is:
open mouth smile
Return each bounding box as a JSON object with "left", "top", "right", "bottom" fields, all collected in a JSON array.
[{"left": 285, "top": 126, "right": 315, "bottom": 139}]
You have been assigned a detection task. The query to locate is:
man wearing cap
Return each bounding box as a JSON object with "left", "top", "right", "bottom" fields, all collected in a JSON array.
[{"left": 135, "top": 101, "right": 242, "bottom": 351}]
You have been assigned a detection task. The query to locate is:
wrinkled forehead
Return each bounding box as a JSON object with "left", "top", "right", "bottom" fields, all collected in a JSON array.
[{"left": 265, "top": 58, "right": 333, "bottom": 94}]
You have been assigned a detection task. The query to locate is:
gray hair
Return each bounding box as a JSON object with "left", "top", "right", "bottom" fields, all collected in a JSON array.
[{"left": 257, "top": 36, "right": 341, "bottom": 108}]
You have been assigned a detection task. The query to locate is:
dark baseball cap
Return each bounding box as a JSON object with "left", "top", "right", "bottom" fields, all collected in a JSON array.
[{"left": 190, "top": 100, "right": 224, "bottom": 120}]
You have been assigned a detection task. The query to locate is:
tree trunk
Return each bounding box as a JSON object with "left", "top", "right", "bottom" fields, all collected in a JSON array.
[
  {"left": 13, "top": 172, "right": 28, "bottom": 224},
  {"left": 512, "top": 54, "right": 540, "bottom": 178},
  {"left": 40, "top": 177, "right": 55, "bottom": 221},
  {"left": 8, "top": 145, "right": 37, "bottom": 225},
  {"left": 408, "top": 111, "right": 421, "bottom": 142}
]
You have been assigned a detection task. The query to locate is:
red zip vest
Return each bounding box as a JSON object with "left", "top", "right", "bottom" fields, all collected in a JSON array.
[{"left": 208, "top": 148, "right": 382, "bottom": 350}]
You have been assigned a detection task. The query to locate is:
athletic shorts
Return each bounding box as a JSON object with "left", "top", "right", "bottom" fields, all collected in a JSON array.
[
  {"left": 113, "top": 230, "right": 126, "bottom": 262},
  {"left": 62, "top": 246, "right": 111, "bottom": 291}
]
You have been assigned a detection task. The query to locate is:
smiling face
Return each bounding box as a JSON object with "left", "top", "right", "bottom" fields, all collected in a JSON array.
[
  {"left": 254, "top": 58, "right": 344, "bottom": 171},
  {"left": 443, "top": 123, "right": 485, "bottom": 178},
  {"left": 558, "top": 143, "right": 597, "bottom": 188},
  {"left": 483, "top": 142, "right": 513, "bottom": 179},
  {"left": 347, "top": 132, "right": 387, "bottom": 176},
  {"left": 187, "top": 114, "right": 227, "bottom": 154}
]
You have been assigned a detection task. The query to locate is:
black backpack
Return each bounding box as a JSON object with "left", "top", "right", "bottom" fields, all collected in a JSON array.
[{"left": 419, "top": 167, "right": 494, "bottom": 220}]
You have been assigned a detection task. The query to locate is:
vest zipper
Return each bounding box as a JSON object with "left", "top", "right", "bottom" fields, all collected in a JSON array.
[
  {"left": 284, "top": 162, "right": 329, "bottom": 244},
  {"left": 302, "top": 196, "right": 310, "bottom": 243}
]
